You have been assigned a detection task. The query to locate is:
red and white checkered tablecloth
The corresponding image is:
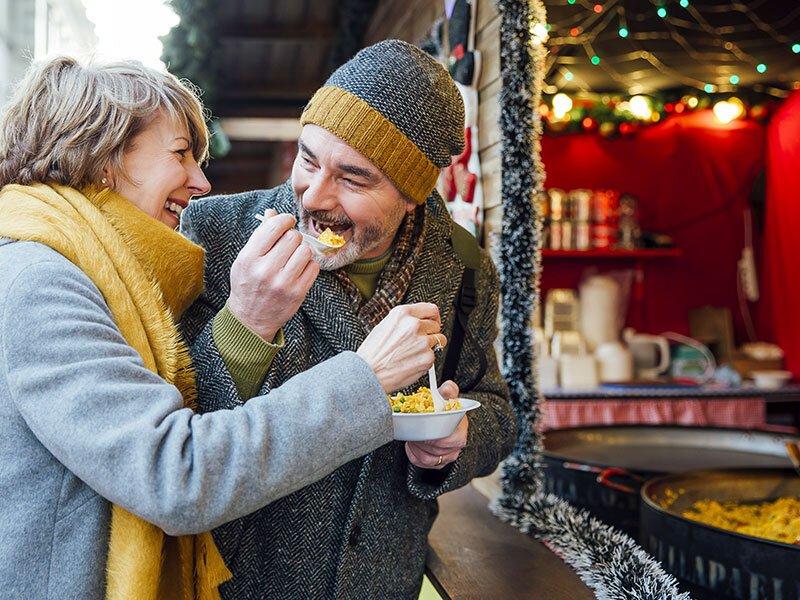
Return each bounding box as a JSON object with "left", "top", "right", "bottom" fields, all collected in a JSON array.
[{"left": 542, "top": 397, "right": 766, "bottom": 430}]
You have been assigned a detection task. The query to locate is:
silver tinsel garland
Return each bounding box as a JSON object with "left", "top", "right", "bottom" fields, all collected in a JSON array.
[{"left": 490, "top": 1, "right": 690, "bottom": 598}]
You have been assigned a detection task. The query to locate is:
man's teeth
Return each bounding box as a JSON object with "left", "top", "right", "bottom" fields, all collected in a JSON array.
[{"left": 165, "top": 201, "right": 184, "bottom": 216}]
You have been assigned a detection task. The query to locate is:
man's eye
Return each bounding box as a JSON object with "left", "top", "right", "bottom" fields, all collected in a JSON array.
[
  {"left": 175, "top": 149, "right": 189, "bottom": 157},
  {"left": 343, "top": 178, "right": 362, "bottom": 187}
]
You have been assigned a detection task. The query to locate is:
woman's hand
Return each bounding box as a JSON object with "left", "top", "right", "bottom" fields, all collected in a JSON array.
[
  {"left": 357, "top": 303, "right": 446, "bottom": 393},
  {"left": 405, "top": 381, "right": 467, "bottom": 469},
  {"left": 228, "top": 209, "right": 320, "bottom": 341}
]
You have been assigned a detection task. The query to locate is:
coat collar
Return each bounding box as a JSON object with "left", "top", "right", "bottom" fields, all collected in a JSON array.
[{"left": 261, "top": 181, "right": 464, "bottom": 354}]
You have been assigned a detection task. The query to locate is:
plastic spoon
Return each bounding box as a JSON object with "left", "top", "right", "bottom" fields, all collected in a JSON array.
[
  {"left": 254, "top": 213, "right": 341, "bottom": 254},
  {"left": 428, "top": 364, "right": 446, "bottom": 413}
]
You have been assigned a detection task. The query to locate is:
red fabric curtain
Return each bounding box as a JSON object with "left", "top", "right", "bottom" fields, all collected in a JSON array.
[
  {"left": 761, "top": 91, "right": 800, "bottom": 376},
  {"left": 541, "top": 110, "right": 766, "bottom": 339}
]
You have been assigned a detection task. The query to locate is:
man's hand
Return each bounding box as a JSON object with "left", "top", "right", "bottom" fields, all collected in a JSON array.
[
  {"left": 228, "top": 209, "right": 320, "bottom": 341},
  {"left": 405, "top": 380, "right": 468, "bottom": 470}
]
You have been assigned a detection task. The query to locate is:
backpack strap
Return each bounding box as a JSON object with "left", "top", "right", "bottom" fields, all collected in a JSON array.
[{"left": 442, "top": 223, "right": 488, "bottom": 392}]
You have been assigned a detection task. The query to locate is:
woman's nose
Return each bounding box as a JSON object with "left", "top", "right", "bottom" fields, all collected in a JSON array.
[{"left": 188, "top": 161, "right": 211, "bottom": 196}]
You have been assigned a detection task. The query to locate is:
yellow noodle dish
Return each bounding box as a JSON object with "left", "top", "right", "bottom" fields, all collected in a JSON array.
[
  {"left": 389, "top": 387, "right": 462, "bottom": 413},
  {"left": 682, "top": 497, "right": 800, "bottom": 545},
  {"left": 318, "top": 227, "right": 346, "bottom": 248}
]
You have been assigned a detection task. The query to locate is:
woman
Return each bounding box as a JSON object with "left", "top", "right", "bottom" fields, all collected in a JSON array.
[{"left": 0, "top": 57, "right": 446, "bottom": 599}]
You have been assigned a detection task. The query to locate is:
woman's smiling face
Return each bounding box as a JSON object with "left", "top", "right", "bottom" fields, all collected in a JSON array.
[{"left": 107, "top": 113, "right": 211, "bottom": 228}]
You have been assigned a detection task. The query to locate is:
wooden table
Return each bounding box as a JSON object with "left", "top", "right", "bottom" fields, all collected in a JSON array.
[{"left": 426, "top": 485, "right": 593, "bottom": 600}]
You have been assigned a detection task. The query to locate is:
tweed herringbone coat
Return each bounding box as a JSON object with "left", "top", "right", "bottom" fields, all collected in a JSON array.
[{"left": 180, "top": 182, "right": 516, "bottom": 599}]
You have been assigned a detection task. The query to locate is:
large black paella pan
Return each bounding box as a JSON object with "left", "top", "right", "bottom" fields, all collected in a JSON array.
[
  {"left": 641, "top": 468, "right": 799, "bottom": 600},
  {"left": 542, "top": 426, "right": 798, "bottom": 536}
]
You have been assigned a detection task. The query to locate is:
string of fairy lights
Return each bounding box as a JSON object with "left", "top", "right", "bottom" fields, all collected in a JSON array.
[{"left": 534, "top": 0, "right": 800, "bottom": 136}]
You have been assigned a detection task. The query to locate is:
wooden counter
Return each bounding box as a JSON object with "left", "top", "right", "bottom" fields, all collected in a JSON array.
[{"left": 426, "top": 485, "right": 593, "bottom": 600}]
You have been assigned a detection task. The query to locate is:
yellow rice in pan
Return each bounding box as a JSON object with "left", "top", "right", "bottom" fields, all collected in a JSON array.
[{"left": 682, "top": 497, "right": 800, "bottom": 545}]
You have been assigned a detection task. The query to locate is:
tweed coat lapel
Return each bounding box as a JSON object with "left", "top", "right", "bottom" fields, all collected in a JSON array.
[{"left": 259, "top": 185, "right": 465, "bottom": 395}]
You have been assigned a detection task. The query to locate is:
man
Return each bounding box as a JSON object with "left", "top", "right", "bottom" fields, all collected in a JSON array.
[{"left": 180, "top": 39, "right": 516, "bottom": 599}]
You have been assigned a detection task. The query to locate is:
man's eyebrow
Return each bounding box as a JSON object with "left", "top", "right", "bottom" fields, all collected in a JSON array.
[
  {"left": 298, "top": 141, "right": 317, "bottom": 161},
  {"left": 338, "top": 163, "right": 378, "bottom": 183}
]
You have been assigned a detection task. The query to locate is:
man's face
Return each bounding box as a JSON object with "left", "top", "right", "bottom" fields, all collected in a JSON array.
[{"left": 292, "top": 124, "right": 416, "bottom": 270}]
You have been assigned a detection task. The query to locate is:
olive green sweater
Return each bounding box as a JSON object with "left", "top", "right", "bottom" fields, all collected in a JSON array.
[{"left": 212, "top": 249, "right": 393, "bottom": 399}]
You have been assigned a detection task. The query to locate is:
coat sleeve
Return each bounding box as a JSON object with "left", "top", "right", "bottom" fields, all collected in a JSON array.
[
  {"left": 179, "top": 195, "right": 257, "bottom": 410},
  {"left": 406, "top": 252, "right": 516, "bottom": 500},
  {"left": 2, "top": 256, "right": 394, "bottom": 536}
]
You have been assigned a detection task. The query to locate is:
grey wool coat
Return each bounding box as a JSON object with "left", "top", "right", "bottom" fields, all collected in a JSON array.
[
  {"left": 0, "top": 238, "right": 395, "bottom": 599},
  {"left": 180, "top": 181, "right": 516, "bottom": 600}
]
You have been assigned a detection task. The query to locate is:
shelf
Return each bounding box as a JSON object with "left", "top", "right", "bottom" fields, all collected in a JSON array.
[{"left": 541, "top": 248, "right": 681, "bottom": 259}]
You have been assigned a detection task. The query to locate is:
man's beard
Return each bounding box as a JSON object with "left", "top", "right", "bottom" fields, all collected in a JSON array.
[{"left": 295, "top": 195, "right": 407, "bottom": 271}]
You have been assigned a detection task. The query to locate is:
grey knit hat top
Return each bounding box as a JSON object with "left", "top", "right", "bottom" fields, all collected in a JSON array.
[{"left": 300, "top": 39, "right": 465, "bottom": 203}]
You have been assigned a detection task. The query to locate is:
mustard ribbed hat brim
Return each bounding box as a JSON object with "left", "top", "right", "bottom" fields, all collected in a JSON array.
[{"left": 300, "top": 86, "right": 439, "bottom": 204}]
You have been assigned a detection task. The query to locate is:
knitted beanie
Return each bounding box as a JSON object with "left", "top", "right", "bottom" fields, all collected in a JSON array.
[{"left": 300, "top": 39, "right": 465, "bottom": 204}]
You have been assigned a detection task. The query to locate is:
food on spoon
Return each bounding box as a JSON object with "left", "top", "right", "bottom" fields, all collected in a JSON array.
[
  {"left": 317, "top": 227, "right": 346, "bottom": 248},
  {"left": 389, "top": 387, "right": 462, "bottom": 413}
]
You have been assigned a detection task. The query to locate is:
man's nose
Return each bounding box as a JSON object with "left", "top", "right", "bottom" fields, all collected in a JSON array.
[{"left": 301, "top": 173, "right": 338, "bottom": 212}]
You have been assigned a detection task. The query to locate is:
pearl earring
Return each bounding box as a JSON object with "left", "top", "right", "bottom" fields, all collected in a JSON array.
[{"left": 101, "top": 177, "right": 108, "bottom": 185}]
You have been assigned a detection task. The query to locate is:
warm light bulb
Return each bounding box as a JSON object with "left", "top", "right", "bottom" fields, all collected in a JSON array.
[
  {"left": 552, "top": 93, "right": 573, "bottom": 120},
  {"left": 713, "top": 99, "right": 744, "bottom": 124},
  {"left": 532, "top": 23, "right": 549, "bottom": 44},
  {"left": 628, "top": 95, "right": 653, "bottom": 119},
  {"left": 687, "top": 96, "right": 699, "bottom": 108}
]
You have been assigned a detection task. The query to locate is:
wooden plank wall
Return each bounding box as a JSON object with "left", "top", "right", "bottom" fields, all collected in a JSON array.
[{"left": 365, "top": 0, "right": 503, "bottom": 246}]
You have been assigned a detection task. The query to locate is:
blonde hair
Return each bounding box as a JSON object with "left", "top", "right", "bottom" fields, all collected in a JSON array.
[{"left": 0, "top": 56, "right": 210, "bottom": 189}]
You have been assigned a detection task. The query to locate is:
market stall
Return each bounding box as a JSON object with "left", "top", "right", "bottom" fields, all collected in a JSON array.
[{"left": 369, "top": 0, "right": 800, "bottom": 598}]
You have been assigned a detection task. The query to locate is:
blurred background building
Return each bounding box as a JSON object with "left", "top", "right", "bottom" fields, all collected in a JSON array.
[{"left": 0, "top": 0, "right": 96, "bottom": 104}]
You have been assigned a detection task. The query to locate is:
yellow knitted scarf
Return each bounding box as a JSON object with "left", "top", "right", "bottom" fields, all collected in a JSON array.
[{"left": 0, "top": 183, "right": 232, "bottom": 600}]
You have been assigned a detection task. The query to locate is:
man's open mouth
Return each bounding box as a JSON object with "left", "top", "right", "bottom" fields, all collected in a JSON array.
[{"left": 310, "top": 217, "right": 353, "bottom": 239}]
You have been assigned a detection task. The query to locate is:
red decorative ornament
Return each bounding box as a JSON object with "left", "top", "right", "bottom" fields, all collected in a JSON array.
[
  {"left": 582, "top": 117, "right": 598, "bottom": 132},
  {"left": 749, "top": 104, "right": 768, "bottom": 121}
]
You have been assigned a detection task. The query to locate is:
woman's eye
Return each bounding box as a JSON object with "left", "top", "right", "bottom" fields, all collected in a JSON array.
[{"left": 175, "top": 149, "right": 189, "bottom": 157}]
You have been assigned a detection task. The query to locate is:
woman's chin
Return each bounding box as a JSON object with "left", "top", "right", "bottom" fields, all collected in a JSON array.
[{"left": 160, "top": 210, "right": 180, "bottom": 229}]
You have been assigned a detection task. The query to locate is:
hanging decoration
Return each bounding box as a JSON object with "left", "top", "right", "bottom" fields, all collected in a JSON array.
[
  {"left": 539, "top": 0, "right": 798, "bottom": 138},
  {"left": 161, "top": 0, "right": 230, "bottom": 157},
  {"left": 541, "top": 88, "right": 778, "bottom": 137},
  {"left": 490, "top": 1, "right": 690, "bottom": 596}
]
